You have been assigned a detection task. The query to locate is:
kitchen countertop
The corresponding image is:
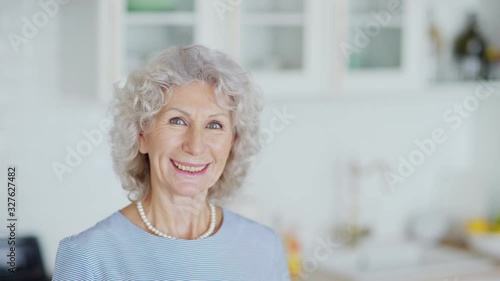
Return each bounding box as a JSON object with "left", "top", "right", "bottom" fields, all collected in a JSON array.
[
  {"left": 290, "top": 242, "right": 500, "bottom": 281},
  {"left": 292, "top": 269, "right": 500, "bottom": 281}
]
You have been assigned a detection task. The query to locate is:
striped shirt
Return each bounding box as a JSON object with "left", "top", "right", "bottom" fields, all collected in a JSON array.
[{"left": 53, "top": 207, "right": 291, "bottom": 280}]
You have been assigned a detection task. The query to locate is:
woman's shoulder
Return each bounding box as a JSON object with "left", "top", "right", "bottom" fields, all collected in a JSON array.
[
  {"left": 222, "top": 208, "right": 281, "bottom": 243},
  {"left": 221, "top": 207, "right": 287, "bottom": 273},
  {"left": 57, "top": 211, "right": 125, "bottom": 249},
  {"left": 53, "top": 210, "right": 142, "bottom": 280}
]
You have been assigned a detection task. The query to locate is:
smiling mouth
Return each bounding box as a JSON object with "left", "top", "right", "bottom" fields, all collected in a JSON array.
[{"left": 171, "top": 160, "right": 210, "bottom": 174}]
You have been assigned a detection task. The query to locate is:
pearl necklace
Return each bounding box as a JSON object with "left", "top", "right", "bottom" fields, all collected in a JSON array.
[{"left": 136, "top": 201, "right": 216, "bottom": 240}]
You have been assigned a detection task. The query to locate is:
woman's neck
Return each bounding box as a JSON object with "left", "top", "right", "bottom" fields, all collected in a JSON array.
[{"left": 140, "top": 188, "right": 212, "bottom": 240}]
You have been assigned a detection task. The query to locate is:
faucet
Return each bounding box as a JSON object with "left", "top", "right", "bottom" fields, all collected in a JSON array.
[{"left": 341, "top": 158, "right": 391, "bottom": 247}]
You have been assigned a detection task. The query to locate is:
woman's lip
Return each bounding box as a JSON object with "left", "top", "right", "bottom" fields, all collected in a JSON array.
[{"left": 171, "top": 159, "right": 209, "bottom": 167}]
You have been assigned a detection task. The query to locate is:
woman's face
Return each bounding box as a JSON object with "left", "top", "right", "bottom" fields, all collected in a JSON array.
[{"left": 138, "top": 82, "right": 235, "bottom": 198}]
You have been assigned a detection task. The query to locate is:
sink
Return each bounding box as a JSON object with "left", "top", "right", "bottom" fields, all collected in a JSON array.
[
  {"left": 326, "top": 241, "right": 423, "bottom": 272},
  {"left": 320, "top": 240, "right": 497, "bottom": 281}
]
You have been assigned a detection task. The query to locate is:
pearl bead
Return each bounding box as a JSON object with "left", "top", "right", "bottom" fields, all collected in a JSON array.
[{"left": 136, "top": 201, "right": 216, "bottom": 240}]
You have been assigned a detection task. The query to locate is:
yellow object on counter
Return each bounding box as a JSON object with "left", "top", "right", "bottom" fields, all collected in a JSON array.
[
  {"left": 466, "top": 218, "right": 491, "bottom": 234},
  {"left": 284, "top": 234, "right": 302, "bottom": 276},
  {"left": 491, "top": 225, "right": 500, "bottom": 233}
]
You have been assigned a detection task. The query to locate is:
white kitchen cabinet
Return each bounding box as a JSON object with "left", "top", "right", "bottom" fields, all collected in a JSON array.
[
  {"left": 338, "top": 0, "right": 427, "bottom": 92},
  {"left": 101, "top": 0, "right": 338, "bottom": 101},
  {"left": 64, "top": 0, "right": 500, "bottom": 102},
  {"left": 85, "top": 0, "right": 235, "bottom": 103},
  {"left": 61, "top": 0, "right": 429, "bottom": 100},
  {"left": 236, "top": 0, "right": 337, "bottom": 99},
  {"left": 115, "top": 0, "right": 238, "bottom": 77}
]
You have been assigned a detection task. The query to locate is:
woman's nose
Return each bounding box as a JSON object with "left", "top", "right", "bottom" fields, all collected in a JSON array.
[{"left": 182, "top": 126, "right": 207, "bottom": 156}]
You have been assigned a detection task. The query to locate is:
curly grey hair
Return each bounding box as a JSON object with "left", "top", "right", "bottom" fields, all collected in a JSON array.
[{"left": 108, "top": 45, "right": 264, "bottom": 203}]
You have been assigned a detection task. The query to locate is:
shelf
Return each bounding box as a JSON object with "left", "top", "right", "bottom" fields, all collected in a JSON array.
[
  {"left": 427, "top": 80, "right": 500, "bottom": 93},
  {"left": 242, "top": 13, "right": 304, "bottom": 26},
  {"left": 341, "top": 80, "right": 500, "bottom": 99},
  {"left": 126, "top": 12, "right": 194, "bottom": 25}
]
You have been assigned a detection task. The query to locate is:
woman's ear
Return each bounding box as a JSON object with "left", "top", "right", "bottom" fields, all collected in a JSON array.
[{"left": 138, "top": 133, "right": 148, "bottom": 154}]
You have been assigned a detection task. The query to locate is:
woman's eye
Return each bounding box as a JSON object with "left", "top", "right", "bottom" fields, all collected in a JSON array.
[
  {"left": 169, "top": 117, "right": 186, "bottom": 126},
  {"left": 206, "top": 122, "right": 222, "bottom": 129}
]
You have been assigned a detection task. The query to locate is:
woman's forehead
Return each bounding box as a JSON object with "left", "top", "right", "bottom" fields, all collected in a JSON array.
[{"left": 161, "top": 82, "right": 233, "bottom": 116}]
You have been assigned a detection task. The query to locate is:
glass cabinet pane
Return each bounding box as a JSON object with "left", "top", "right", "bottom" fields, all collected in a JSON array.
[
  {"left": 347, "top": 0, "right": 404, "bottom": 70},
  {"left": 242, "top": 26, "right": 303, "bottom": 71},
  {"left": 123, "top": 0, "right": 195, "bottom": 74},
  {"left": 241, "top": 0, "right": 305, "bottom": 72},
  {"left": 125, "top": 26, "right": 193, "bottom": 72},
  {"left": 347, "top": 27, "right": 402, "bottom": 69}
]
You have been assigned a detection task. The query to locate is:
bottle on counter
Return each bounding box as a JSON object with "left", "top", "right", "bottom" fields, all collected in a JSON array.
[{"left": 453, "top": 12, "right": 490, "bottom": 81}]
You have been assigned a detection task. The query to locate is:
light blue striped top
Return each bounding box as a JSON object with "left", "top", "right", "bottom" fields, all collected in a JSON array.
[{"left": 53, "top": 207, "right": 291, "bottom": 280}]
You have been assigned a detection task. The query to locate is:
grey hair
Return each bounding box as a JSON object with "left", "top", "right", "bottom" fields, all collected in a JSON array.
[{"left": 108, "top": 45, "right": 264, "bottom": 203}]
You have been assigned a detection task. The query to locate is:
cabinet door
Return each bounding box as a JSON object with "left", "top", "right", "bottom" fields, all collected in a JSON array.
[
  {"left": 340, "top": 0, "right": 426, "bottom": 92},
  {"left": 237, "top": 0, "right": 337, "bottom": 100},
  {"left": 112, "top": 0, "right": 236, "bottom": 86},
  {"left": 120, "top": 0, "right": 196, "bottom": 75}
]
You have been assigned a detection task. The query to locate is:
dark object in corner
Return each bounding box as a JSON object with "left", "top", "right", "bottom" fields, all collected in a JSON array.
[{"left": 0, "top": 236, "right": 50, "bottom": 281}]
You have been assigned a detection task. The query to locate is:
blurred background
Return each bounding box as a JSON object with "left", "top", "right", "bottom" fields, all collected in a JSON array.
[{"left": 1, "top": 0, "right": 500, "bottom": 280}]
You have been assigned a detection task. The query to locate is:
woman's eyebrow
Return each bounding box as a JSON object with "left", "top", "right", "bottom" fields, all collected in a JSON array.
[
  {"left": 164, "top": 107, "right": 228, "bottom": 118},
  {"left": 208, "top": 112, "right": 229, "bottom": 118}
]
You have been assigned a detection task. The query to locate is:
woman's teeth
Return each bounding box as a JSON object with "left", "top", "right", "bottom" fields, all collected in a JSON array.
[{"left": 173, "top": 161, "right": 206, "bottom": 173}]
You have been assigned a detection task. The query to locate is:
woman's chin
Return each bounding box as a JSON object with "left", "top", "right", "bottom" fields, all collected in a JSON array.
[{"left": 170, "top": 184, "right": 209, "bottom": 198}]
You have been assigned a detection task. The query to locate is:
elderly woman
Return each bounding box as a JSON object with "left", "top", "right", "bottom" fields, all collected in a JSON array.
[{"left": 52, "top": 45, "right": 290, "bottom": 280}]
